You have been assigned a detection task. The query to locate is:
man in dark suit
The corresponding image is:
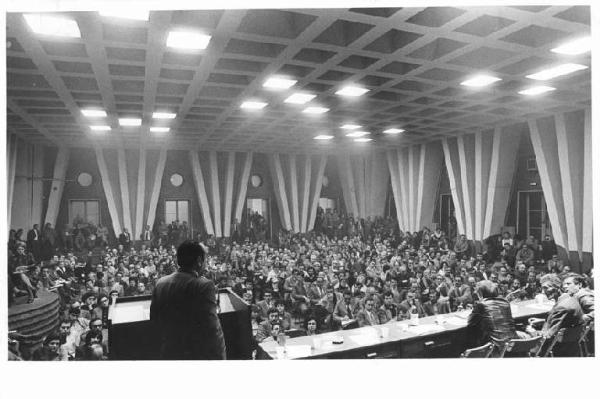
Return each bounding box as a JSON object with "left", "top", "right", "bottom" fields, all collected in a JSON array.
[
  {"left": 525, "top": 274, "right": 584, "bottom": 356},
  {"left": 467, "top": 280, "right": 519, "bottom": 348},
  {"left": 356, "top": 296, "right": 380, "bottom": 327},
  {"left": 118, "top": 229, "right": 131, "bottom": 251},
  {"left": 150, "top": 241, "right": 226, "bottom": 360},
  {"left": 27, "top": 224, "right": 41, "bottom": 261}
]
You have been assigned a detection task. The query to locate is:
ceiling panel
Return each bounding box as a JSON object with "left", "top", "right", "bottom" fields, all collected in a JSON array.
[{"left": 5, "top": 6, "right": 591, "bottom": 153}]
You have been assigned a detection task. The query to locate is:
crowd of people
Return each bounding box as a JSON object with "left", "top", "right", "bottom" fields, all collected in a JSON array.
[{"left": 7, "top": 207, "right": 594, "bottom": 360}]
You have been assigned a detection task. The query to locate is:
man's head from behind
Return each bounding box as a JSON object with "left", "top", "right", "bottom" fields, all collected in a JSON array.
[
  {"left": 176, "top": 241, "right": 206, "bottom": 273},
  {"left": 476, "top": 280, "right": 498, "bottom": 299}
]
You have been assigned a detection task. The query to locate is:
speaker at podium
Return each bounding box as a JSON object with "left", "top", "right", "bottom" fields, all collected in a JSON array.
[{"left": 108, "top": 288, "right": 252, "bottom": 360}]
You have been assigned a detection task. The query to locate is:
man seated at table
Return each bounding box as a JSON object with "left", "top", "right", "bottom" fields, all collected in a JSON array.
[
  {"left": 524, "top": 274, "right": 584, "bottom": 357},
  {"left": 333, "top": 290, "right": 358, "bottom": 329},
  {"left": 356, "top": 296, "right": 380, "bottom": 327},
  {"left": 256, "top": 307, "right": 281, "bottom": 343},
  {"left": 378, "top": 291, "right": 400, "bottom": 324},
  {"left": 466, "top": 280, "right": 519, "bottom": 349},
  {"left": 562, "top": 273, "right": 594, "bottom": 323}
]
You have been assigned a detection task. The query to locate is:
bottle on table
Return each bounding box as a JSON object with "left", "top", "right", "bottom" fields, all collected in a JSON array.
[{"left": 409, "top": 305, "right": 419, "bottom": 326}]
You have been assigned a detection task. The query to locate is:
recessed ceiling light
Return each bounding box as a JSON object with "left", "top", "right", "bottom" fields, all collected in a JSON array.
[
  {"left": 241, "top": 101, "right": 267, "bottom": 110},
  {"left": 354, "top": 138, "right": 372, "bottom": 142},
  {"left": 150, "top": 127, "right": 170, "bottom": 133},
  {"left": 284, "top": 93, "right": 316, "bottom": 104},
  {"left": 263, "top": 77, "right": 298, "bottom": 90},
  {"left": 551, "top": 37, "right": 591, "bottom": 55},
  {"left": 518, "top": 86, "right": 556, "bottom": 96},
  {"left": 119, "top": 118, "right": 142, "bottom": 126},
  {"left": 346, "top": 131, "right": 370, "bottom": 138},
  {"left": 90, "top": 125, "right": 111, "bottom": 131},
  {"left": 166, "top": 31, "right": 211, "bottom": 50},
  {"left": 24, "top": 14, "right": 81, "bottom": 38},
  {"left": 152, "top": 112, "right": 176, "bottom": 119},
  {"left": 81, "top": 109, "right": 107, "bottom": 118},
  {"left": 314, "top": 135, "right": 334, "bottom": 140},
  {"left": 383, "top": 128, "right": 404, "bottom": 134},
  {"left": 460, "top": 75, "right": 501, "bottom": 87},
  {"left": 99, "top": 10, "right": 150, "bottom": 21},
  {"left": 303, "top": 107, "right": 329, "bottom": 114},
  {"left": 335, "top": 86, "right": 369, "bottom": 97},
  {"left": 341, "top": 124, "right": 362, "bottom": 130},
  {"left": 526, "top": 63, "right": 588, "bottom": 80}
]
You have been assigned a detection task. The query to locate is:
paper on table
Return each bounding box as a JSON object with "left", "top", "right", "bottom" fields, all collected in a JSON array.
[
  {"left": 444, "top": 316, "right": 468, "bottom": 326},
  {"left": 112, "top": 306, "right": 146, "bottom": 324},
  {"left": 526, "top": 303, "right": 554, "bottom": 311},
  {"left": 350, "top": 334, "right": 380, "bottom": 346},
  {"left": 286, "top": 345, "right": 312, "bottom": 358},
  {"left": 409, "top": 324, "right": 445, "bottom": 335},
  {"left": 341, "top": 319, "right": 355, "bottom": 327}
]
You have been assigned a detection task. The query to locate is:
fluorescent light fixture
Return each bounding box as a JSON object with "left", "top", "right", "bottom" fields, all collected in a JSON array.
[
  {"left": 335, "top": 86, "right": 369, "bottom": 97},
  {"left": 240, "top": 101, "right": 267, "bottom": 110},
  {"left": 263, "top": 77, "right": 297, "bottom": 90},
  {"left": 346, "top": 131, "right": 370, "bottom": 138},
  {"left": 551, "top": 37, "right": 591, "bottom": 55},
  {"left": 24, "top": 14, "right": 81, "bottom": 38},
  {"left": 119, "top": 118, "right": 142, "bottom": 126},
  {"left": 166, "top": 31, "right": 211, "bottom": 50},
  {"left": 284, "top": 93, "right": 316, "bottom": 104},
  {"left": 150, "top": 127, "right": 170, "bottom": 133},
  {"left": 383, "top": 128, "right": 404, "bottom": 134},
  {"left": 99, "top": 9, "right": 150, "bottom": 21},
  {"left": 152, "top": 112, "right": 176, "bottom": 119},
  {"left": 81, "top": 109, "right": 107, "bottom": 118},
  {"left": 341, "top": 124, "right": 362, "bottom": 130},
  {"left": 90, "top": 125, "right": 111, "bottom": 131},
  {"left": 354, "top": 138, "right": 372, "bottom": 142},
  {"left": 460, "top": 75, "right": 501, "bottom": 87},
  {"left": 526, "top": 63, "right": 588, "bottom": 80},
  {"left": 314, "top": 135, "right": 334, "bottom": 140},
  {"left": 303, "top": 106, "right": 329, "bottom": 114},
  {"left": 518, "top": 86, "right": 556, "bottom": 96}
]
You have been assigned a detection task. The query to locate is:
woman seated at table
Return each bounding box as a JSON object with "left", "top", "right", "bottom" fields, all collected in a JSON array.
[{"left": 303, "top": 316, "right": 321, "bottom": 336}]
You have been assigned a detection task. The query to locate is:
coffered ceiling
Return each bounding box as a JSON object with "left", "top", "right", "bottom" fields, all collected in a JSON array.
[{"left": 6, "top": 5, "right": 591, "bottom": 153}]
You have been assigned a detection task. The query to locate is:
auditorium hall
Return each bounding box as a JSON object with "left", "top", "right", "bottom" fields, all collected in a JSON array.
[{"left": 4, "top": 2, "right": 595, "bottom": 368}]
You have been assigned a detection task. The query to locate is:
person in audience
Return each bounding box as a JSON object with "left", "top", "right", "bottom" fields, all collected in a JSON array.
[
  {"left": 27, "top": 224, "right": 42, "bottom": 261},
  {"left": 32, "top": 332, "right": 66, "bottom": 361},
  {"left": 378, "top": 291, "right": 400, "bottom": 323},
  {"left": 356, "top": 296, "right": 379, "bottom": 327},
  {"left": 333, "top": 290, "right": 357, "bottom": 326},
  {"left": 525, "top": 274, "right": 585, "bottom": 356},
  {"left": 466, "top": 280, "right": 519, "bottom": 349},
  {"left": 256, "top": 290, "right": 275, "bottom": 319},
  {"left": 275, "top": 299, "right": 292, "bottom": 331}
]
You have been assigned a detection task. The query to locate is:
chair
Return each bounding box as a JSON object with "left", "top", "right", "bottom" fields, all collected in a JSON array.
[
  {"left": 578, "top": 321, "right": 594, "bottom": 357},
  {"left": 539, "top": 325, "right": 586, "bottom": 357},
  {"left": 497, "top": 336, "right": 545, "bottom": 358},
  {"left": 461, "top": 342, "right": 495, "bottom": 358}
]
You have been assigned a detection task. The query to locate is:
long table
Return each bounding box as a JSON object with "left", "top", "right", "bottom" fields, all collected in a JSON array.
[{"left": 259, "top": 299, "right": 554, "bottom": 359}]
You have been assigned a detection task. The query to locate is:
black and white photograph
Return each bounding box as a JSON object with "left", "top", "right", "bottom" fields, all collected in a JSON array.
[{"left": 2, "top": 0, "right": 598, "bottom": 397}]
